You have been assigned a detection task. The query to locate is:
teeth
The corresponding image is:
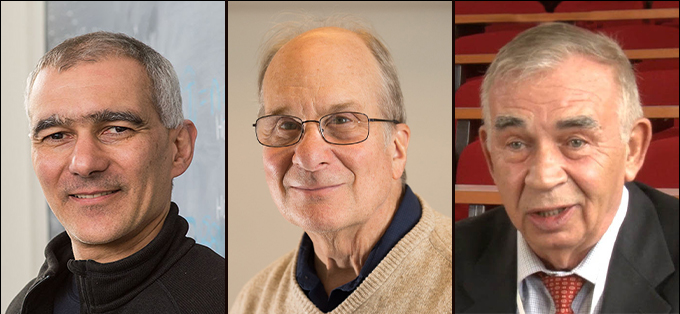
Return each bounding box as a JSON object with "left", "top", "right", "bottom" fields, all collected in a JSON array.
[
  {"left": 73, "top": 191, "right": 115, "bottom": 199},
  {"left": 537, "top": 207, "right": 567, "bottom": 217}
]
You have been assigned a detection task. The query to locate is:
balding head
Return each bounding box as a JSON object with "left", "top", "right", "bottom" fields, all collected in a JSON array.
[{"left": 261, "top": 27, "right": 382, "bottom": 118}]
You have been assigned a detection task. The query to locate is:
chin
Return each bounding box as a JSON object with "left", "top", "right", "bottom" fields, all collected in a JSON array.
[
  {"left": 532, "top": 232, "right": 581, "bottom": 250},
  {"left": 280, "top": 204, "right": 350, "bottom": 233},
  {"left": 65, "top": 220, "right": 128, "bottom": 245}
]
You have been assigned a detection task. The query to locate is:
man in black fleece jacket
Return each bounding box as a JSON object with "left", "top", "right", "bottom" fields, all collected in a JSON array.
[
  {"left": 7, "top": 31, "right": 224, "bottom": 313},
  {"left": 7, "top": 203, "right": 224, "bottom": 313}
]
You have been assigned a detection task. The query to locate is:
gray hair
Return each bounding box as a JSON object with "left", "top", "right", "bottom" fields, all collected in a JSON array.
[
  {"left": 25, "top": 31, "right": 183, "bottom": 129},
  {"left": 480, "top": 22, "right": 642, "bottom": 143},
  {"left": 257, "top": 14, "right": 407, "bottom": 183}
]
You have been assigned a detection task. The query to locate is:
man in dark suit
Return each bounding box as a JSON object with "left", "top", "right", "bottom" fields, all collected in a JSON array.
[{"left": 455, "top": 22, "right": 679, "bottom": 313}]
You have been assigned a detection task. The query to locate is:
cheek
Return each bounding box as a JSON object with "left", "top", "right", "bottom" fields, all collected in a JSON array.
[
  {"left": 337, "top": 144, "right": 390, "bottom": 185},
  {"left": 492, "top": 157, "right": 525, "bottom": 200},
  {"left": 117, "top": 139, "right": 158, "bottom": 177},
  {"left": 32, "top": 148, "right": 65, "bottom": 192},
  {"left": 262, "top": 148, "right": 291, "bottom": 183}
]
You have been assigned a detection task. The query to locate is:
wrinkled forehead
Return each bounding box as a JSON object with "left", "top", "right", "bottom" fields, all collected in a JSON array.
[
  {"left": 262, "top": 27, "right": 382, "bottom": 119},
  {"left": 488, "top": 55, "right": 619, "bottom": 127}
]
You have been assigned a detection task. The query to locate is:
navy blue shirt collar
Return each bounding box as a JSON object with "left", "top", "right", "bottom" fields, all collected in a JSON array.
[{"left": 295, "top": 184, "right": 422, "bottom": 312}]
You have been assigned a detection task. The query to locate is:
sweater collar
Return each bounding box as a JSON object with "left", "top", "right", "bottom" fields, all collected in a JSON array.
[
  {"left": 45, "top": 202, "right": 195, "bottom": 312},
  {"left": 295, "top": 184, "right": 422, "bottom": 311}
]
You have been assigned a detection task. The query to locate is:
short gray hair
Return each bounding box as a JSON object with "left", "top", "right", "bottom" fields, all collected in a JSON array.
[
  {"left": 481, "top": 22, "right": 642, "bottom": 143},
  {"left": 257, "top": 14, "right": 407, "bottom": 183},
  {"left": 25, "top": 31, "right": 183, "bottom": 129}
]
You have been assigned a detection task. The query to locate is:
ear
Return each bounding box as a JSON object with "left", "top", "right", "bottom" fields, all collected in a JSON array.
[
  {"left": 624, "top": 118, "right": 652, "bottom": 182},
  {"left": 170, "top": 120, "right": 198, "bottom": 178},
  {"left": 478, "top": 125, "right": 496, "bottom": 180},
  {"left": 391, "top": 123, "right": 410, "bottom": 180}
]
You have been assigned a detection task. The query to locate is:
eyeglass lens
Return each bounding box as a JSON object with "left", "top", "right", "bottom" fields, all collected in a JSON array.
[{"left": 256, "top": 112, "right": 369, "bottom": 147}]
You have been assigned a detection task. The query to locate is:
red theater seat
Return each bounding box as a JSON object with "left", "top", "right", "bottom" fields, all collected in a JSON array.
[
  {"left": 455, "top": 140, "right": 496, "bottom": 221},
  {"left": 455, "top": 76, "right": 483, "bottom": 108},
  {"left": 636, "top": 134, "right": 680, "bottom": 188},
  {"left": 637, "top": 69, "right": 680, "bottom": 106}
]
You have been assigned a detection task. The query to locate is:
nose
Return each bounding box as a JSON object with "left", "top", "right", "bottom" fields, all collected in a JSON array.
[
  {"left": 525, "top": 142, "right": 568, "bottom": 190},
  {"left": 68, "top": 134, "right": 109, "bottom": 177},
  {"left": 291, "top": 122, "right": 333, "bottom": 172}
]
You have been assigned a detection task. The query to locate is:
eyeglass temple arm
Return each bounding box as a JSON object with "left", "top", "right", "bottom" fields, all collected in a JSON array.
[{"left": 369, "top": 118, "right": 401, "bottom": 124}]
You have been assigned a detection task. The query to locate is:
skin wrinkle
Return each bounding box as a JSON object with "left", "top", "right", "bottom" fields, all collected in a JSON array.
[
  {"left": 261, "top": 27, "right": 410, "bottom": 295},
  {"left": 479, "top": 55, "right": 651, "bottom": 271}
]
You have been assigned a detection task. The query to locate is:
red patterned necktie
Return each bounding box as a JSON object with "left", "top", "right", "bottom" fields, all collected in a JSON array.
[{"left": 538, "top": 273, "right": 585, "bottom": 314}]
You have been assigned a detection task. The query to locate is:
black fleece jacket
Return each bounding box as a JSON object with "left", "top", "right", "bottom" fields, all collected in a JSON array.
[{"left": 6, "top": 202, "right": 225, "bottom": 314}]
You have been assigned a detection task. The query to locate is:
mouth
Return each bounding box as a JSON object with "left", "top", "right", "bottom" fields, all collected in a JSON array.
[
  {"left": 291, "top": 184, "right": 342, "bottom": 192},
  {"left": 69, "top": 189, "right": 121, "bottom": 202},
  {"left": 71, "top": 190, "right": 118, "bottom": 199},
  {"left": 533, "top": 206, "right": 569, "bottom": 217},
  {"left": 527, "top": 204, "right": 578, "bottom": 231}
]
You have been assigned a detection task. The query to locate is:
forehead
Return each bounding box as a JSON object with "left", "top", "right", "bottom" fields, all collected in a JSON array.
[
  {"left": 29, "top": 57, "right": 152, "bottom": 122},
  {"left": 489, "top": 55, "right": 618, "bottom": 125},
  {"left": 262, "top": 27, "right": 381, "bottom": 118}
]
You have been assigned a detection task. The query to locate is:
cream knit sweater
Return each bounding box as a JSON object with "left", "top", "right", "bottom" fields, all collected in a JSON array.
[{"left": 230, "top": 195, "right": 452, "bottom": 314}]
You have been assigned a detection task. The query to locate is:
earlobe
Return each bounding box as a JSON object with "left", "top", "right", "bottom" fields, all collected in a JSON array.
[{"left": 171, "top": 120, "right": 198, "bottom": 178}]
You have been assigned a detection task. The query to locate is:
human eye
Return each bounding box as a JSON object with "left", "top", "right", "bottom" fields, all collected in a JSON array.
[
  {"left": 99, "top": 126, "right": 135, "bottom": 143},
  {"left": 506, "top": 140, "right": 526, "bottom": 151},
  {"left": 103, "top": 126, "right": 131, "bottom": 136},
  {"left": 329, "top": 116, "right": 351, "bottom": 124},
  {"left": 566, "top": 138, "right": 588, "bottom": 149},
  {"left": 42, "top": 132, "right": 67, "bottom": 142},
  {"left": 325, "top": 113, "right": 358, "bottom": 128},
  {"left": 276, "top": 118, "right": 301, "bottom": 131}
]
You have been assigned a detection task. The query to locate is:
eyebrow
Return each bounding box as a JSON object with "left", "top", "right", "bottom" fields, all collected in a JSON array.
[
  {"left": 266, "top": 102, "right": 359, "bottom": 117},
  {"left": 494, "top": 115, "right": 526, "bottom": 130},
  {"left": 493, "top": 115, "right": 600, "bottom": 131},
  {"left": 32, "top": 109, "right": 146, "bottom": 138},
  {"left": 555, "top": 115, "right": 600, "bottom": 130}
]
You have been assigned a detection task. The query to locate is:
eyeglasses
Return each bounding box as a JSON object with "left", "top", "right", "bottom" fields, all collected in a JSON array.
[{"left": 253, "top": 111, "right": 400, "bottom": 147}]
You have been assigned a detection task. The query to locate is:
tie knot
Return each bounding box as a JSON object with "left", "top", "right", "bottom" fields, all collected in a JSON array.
[{"left": 537, "top": 273, "right": 585, "bottom": 314}]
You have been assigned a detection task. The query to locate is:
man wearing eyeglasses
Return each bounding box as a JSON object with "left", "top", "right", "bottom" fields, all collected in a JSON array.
[{"left": 230, "top": 19, "right": 453, "bottom": 314}]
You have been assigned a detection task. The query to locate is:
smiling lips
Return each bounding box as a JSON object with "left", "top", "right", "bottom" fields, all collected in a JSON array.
[
  {"left": 291, "top": 184, "right": 342, "bottom": 191},
  {"left": 70, "top": 190, "right": 120, "bottom": 199}
]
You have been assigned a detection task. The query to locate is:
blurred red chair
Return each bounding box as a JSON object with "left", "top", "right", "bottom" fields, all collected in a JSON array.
[
  {"left": 555, "top": 1, "right": 645, "bottom": 30},
  {"left": 636, "top": 134, "right": 680, "bottom": 188},
  {"left": 455, "top": 139, "right": 496, "bottom": 221}
]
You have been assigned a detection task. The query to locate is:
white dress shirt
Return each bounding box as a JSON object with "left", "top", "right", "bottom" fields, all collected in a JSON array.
[{"left": 517, "top": 186, "right": 629, "bottom": 314}]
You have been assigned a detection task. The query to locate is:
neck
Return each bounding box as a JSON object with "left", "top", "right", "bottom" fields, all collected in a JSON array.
[
  {"left": 71, "top": 206, "right": 170, "bottom": 263},
  {"left": 308, "top": 183, "right": 404, "bottom": 295}
]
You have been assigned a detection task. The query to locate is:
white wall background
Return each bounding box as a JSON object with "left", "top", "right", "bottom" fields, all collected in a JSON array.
[
  {"left": 228, "top": 1, "right": 453, "bottom": 311},
  {"left": 1, "top": 1, "right": 48, "bottom": 312}
]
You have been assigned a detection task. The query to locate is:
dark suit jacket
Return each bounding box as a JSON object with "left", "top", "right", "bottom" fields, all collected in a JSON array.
[{"left": 455, "top": 181, "right": 679, "bottom": 313}]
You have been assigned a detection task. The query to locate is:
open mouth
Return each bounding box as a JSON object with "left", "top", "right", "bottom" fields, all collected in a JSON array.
[
  {"left": 528, "top": 204, "right": 577, "bottom": 231},
  {"left": 534, "top": 207, "right": 568, "bottom": 217}
]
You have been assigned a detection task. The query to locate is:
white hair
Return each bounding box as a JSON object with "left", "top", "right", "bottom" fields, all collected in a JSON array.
[{"left": 481, "top": 22, "right": 642, "bottom": 143}]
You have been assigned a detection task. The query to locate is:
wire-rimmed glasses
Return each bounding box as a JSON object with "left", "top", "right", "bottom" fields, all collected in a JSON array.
[{"left": 253, "top": 111, "right": 400, "bottom": 147}]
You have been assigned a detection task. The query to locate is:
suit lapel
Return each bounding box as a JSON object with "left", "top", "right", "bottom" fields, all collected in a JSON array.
[
  {"left": 600, "top": 183, "right": 675, "bottom": 313},
  {"left": 462, "top": 211, "right": 518, "bottom": 312}
]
